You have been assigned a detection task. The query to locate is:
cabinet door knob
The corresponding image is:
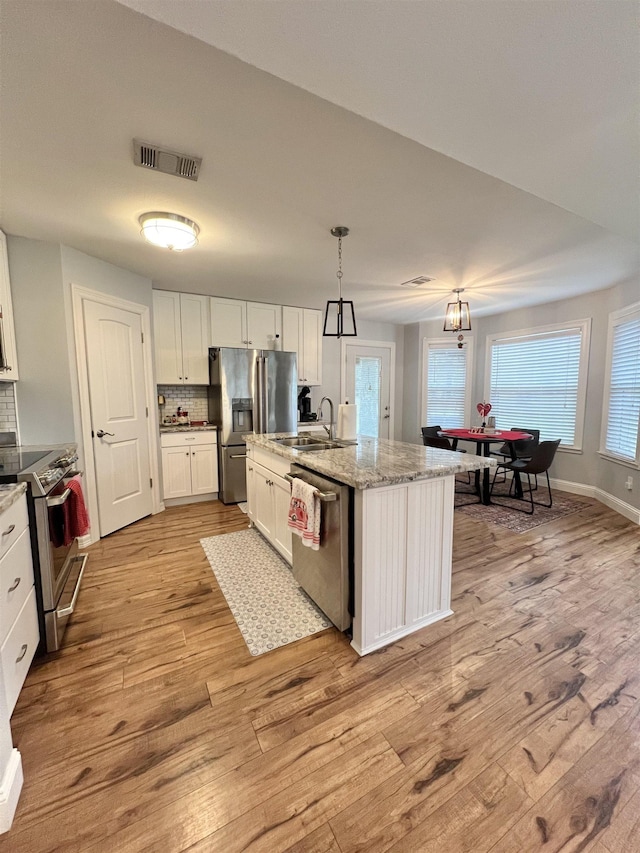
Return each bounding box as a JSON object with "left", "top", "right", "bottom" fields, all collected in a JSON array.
[
  {"left": 2, "top": 523, "right": 15, "bottom": 538},
  {"left": 8, "top": 577, "right": 20, "bottom": 593},
  {"left": 16, "top": 644, "right": 28, "bottom": 663}
]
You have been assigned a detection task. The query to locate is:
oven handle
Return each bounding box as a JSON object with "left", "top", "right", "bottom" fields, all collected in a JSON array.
[
  {"left": 46, "top": 488, "right": 71, "bottom": 508},
  {"left": 57, "top": 554, "right": 88, "bottom": 618}
]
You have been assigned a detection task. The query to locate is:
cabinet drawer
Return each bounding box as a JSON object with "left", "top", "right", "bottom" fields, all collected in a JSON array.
[
  {"left": 252, "top": 447, "right": 291, "bottom": 479},
  {"left": 1, "top": 587, "right": 39, "bottom": 716},
  {"left": 0, "top": 528, "right": 34, "bottom": 646},
  {"left": 160, "top": 431, "right": 218, "bottom": 448},
  {"left": 0, "top": 496, "right": 28, "bottom": 562}
]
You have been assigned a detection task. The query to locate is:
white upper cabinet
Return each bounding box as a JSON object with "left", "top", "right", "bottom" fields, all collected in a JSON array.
[
  {"left": 210, "top": 297, "right": 282, "bottom": 350},
  {"left": 209, "top": 297, "right": 247, "bottom": 348},
  {"left": 246, "top": 302, "right": 281, "bottom": 349},
  {"left": 0, "top": 230, "right": 19, "bottom": 380},
  {"left": 282, "top": 306, "right": 323, "bottom": 385},
  {"left": 153, "top": 291, "right": 209, "bottom": 384}
]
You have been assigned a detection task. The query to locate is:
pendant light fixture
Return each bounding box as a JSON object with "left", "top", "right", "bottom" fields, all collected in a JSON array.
[
  {"left": 323, "top": 226, "right": 357, "bottom": 338},
  {"left": 443, "top": 288, "right": 472, "bottom": 332},
  {"left": 139, "top": 212, "right": 199, "bottom": 251}
]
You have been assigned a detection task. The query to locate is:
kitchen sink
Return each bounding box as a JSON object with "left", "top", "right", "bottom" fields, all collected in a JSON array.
[{"left": 274, "top": 436, "right": 349, "bottom": 451}]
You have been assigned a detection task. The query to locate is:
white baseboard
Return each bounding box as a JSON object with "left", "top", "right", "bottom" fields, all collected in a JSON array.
[
  {"left": 77, "top": 534, "right": 92, "bottom": 549},
  {"left": 550, "top": 477, "right": 639, "bottom": 525},
  {"left": 164, "top": 492, "right": 219, "bottom": 507},
  {"left": 0, "top": 749, "right": 23, "bottom": 834},
  {"left": 351, "top": 609, "right": 454, "bottom": 657},
  {"left": 594, "top": 488, "right": 640, "bottom": 525}
]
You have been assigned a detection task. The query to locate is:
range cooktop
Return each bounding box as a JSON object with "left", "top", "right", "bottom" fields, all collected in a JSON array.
[{"left": 0, "top": 444, "right": 78, "bottom": 495}]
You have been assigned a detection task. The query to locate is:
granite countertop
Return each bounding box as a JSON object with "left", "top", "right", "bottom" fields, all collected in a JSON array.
[
  {"left": 0, "top": 482, "right": 27, "bottom": 514},
  {"left": 246, "top": 432, "right": 495, "bottom": 490},
  {"left": 159, "top": 424, "right": 218, "bottom": 433}
]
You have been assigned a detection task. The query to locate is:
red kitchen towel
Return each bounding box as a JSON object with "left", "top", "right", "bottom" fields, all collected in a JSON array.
[
  {"left": 287, "top": 477, "right": 321, "bottom": 550},
  {"left": 63, "top": 475, "right": 90, "bottom": 545}
]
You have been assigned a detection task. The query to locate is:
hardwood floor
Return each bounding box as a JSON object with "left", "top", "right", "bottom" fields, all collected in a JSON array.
[{"left": 1, "top": 496, "right": 639, "bottom": 852}]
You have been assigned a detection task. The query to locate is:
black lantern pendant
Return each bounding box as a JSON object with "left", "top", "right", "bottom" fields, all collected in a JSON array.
[
  {"left": 323, "top": 226, "right": 357, "bottom": 338},
  {"left": 443, "top": 288, "right": 472, "bottom": 332}
]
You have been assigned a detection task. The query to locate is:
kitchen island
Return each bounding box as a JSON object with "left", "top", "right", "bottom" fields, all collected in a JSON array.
[{"left": 245, "top": 432, "right": 494, "bottom": 655}]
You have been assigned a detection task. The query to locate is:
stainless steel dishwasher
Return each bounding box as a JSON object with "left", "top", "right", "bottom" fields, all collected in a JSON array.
[{"left": 287, "top": 464, "right": 352, "bottom": 632}]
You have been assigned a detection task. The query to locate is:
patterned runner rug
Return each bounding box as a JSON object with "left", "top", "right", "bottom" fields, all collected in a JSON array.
[
  {"left": 455, "top": 482, "right": 588, "bottom": 533},
  {"left": 200, "top": 529, "right": 331, "bottom": 656}
]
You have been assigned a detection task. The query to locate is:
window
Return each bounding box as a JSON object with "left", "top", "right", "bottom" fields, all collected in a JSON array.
[
  {"left": 354, "top": 355, "right": 381, "bottom": 437},
  {"left": 422, "top": 339, "right": 473, "bottom": 430},
  {"left": 601, "top": 303, "right": 640, "bottom": 465},
  {"left": 486, "top": 320, "right": 591, "bottom": 450}
]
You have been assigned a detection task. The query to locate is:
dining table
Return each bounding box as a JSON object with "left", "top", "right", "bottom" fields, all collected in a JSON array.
[{"left": 440, "top": 428, "right": 533, "bottom": 506}]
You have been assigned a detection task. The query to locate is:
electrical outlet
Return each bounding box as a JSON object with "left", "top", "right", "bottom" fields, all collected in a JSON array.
[{"left": 625, "top": 476, "right": 633, "bottom": 490}]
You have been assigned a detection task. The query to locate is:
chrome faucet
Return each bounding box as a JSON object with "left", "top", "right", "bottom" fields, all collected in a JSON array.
[{"left": 317, "top": 396, "right": 335, "bottom": 440}]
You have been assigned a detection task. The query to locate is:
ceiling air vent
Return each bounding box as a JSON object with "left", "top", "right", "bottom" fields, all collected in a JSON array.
[
  {"left": 400, "top": 276, "right": 435, "bottom": 288},
  {"left": 133, "top": 139, "right": 202, "bottom": 182}
]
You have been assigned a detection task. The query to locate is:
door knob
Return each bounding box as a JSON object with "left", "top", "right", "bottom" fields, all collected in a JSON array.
[{"left": 96, "top": 429, "right": 115, "bottom": 438}]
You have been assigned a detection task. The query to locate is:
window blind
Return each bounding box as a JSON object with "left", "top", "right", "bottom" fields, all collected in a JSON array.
[
  {"left": 605, "top": 315, "right": 640, "bottom": 461},
  {"left": 425, "top": 345, "right": 468, "bottom": 429},
  {"left": 489, "top": 328, "right": 584, "bottom": 446},
  {"left": 355, "top": 355, "right": 381, "bottom": 438}
]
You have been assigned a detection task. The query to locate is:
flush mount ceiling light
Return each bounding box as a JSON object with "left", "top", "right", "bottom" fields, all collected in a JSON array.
[
  {"left": 443, "top": 288, "right": 472, "bottom": 332},
  {"left": 323, "top": 226, "right": 357, "bottom": 338},
  {"left": 138, "top": 212, "right": 199, "bottom": 251}
]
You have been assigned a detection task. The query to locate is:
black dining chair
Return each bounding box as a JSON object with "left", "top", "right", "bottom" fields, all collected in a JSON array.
[
  {"left": 421, "top": 426, "right": 471, "bottom": 485},
  {"left": 491, "top": 427, "right": 540, "bottom": 487},
  {"left": 489, "top": 439, "right": 561, "bottom": 514},
  {"left": 491, "top": 427, "right": 540, "bottom": 462}
]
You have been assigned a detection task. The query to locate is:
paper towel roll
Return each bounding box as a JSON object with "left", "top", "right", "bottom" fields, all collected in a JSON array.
[{"left": 336, "top": 403, "right": 357, "bottom": 441}]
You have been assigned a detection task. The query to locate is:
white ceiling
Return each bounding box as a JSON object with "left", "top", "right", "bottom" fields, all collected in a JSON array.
[{"left": 0, "top": 0, "right": 637, "bottom": 326}]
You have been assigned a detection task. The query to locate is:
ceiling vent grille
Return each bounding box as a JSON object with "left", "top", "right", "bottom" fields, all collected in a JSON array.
[
  {"left": 133, "top": 139, "right": 202, "bottom": 182},
  {"left": 400, "top": 276, "right": 435, "bottom": 288}
]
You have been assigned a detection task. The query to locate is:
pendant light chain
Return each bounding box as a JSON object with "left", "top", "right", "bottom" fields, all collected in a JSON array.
[{"left": 336, "top": 235, "right": 343, "bottom": 301}]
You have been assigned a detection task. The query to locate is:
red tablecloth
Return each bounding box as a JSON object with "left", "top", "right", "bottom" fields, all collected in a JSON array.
[{"left": 441, "top": 429, "right": 531, "bottom": 442}]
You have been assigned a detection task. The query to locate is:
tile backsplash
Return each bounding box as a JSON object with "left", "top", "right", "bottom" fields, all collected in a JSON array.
[
  {"left": 0, "top": 382, "right": 18, "bottom": 434},
  {"left": 158, "top": 385, "right": 209, "bottom": 423}
]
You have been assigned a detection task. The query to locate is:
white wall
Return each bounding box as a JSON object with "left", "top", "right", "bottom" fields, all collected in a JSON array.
[
  {"left": 404, "top": 276, "right": 640, "bottom": 512},
  {"left": 7, "top": 237, "right": 75, "bottom": 445},
  {"left": 6, "top": 238, "right": 154, "bottom": 454}
]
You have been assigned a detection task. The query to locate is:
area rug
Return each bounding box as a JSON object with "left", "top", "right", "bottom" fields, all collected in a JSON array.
[
  {"left": 200, "top": 529, "right": 331, "bottom": 656},
  {"left": 455, "top": 483, "right": 588, "bottom": 533}
]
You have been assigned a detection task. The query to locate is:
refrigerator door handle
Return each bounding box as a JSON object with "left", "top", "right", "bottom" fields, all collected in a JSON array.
[{"left": 255, "top": 355, "right": 267, "bottom": 433}]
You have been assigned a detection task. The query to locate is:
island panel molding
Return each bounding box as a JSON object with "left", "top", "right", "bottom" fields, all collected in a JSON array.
[{"left": 353, "top": 475, "right": 454, "bottom": 655}]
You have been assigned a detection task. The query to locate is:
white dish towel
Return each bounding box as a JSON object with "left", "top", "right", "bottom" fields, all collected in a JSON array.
[{"left": 287, "top": 477, "right": 321, "bottom": 550}]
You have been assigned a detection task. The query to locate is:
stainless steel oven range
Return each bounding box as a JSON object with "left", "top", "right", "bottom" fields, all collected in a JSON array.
[{"left": 0, "top": 443, "right": 87, "bottom": 652}]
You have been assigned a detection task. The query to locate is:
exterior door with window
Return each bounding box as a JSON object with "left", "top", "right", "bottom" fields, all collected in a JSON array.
[{"left": 344, "top": 344, "right": 392, "bottom": 439}]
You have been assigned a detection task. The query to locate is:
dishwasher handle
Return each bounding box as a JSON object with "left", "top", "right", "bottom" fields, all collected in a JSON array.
[{"left": 284, "top": 473, "right": 338, "bottom": 502}]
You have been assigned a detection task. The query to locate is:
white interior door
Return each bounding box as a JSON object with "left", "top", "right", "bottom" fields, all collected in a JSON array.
[
  {"left": 84, "top": 301, "right": 153, "bottom": 535},
  {"left": 344, "top": 343, "right": 393, "bottom": 439}
]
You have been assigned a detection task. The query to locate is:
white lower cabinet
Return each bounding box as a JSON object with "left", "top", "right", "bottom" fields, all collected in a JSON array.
[
  {"left": 0, "top": 491, "right": 38, "bottom": 833},
  {"left": 161, "top": 431, "right": 218, "bottom": 502},
  {"left": 246, "top": 446, "right": 292, "bottom": 564}
]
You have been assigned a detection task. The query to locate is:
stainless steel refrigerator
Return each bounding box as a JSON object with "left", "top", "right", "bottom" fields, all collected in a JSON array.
[{"left": 208, "top": 347, "right": 297, "bottom": 504}]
